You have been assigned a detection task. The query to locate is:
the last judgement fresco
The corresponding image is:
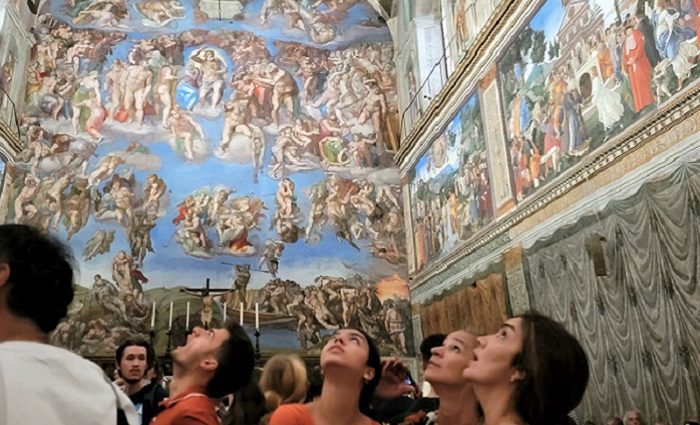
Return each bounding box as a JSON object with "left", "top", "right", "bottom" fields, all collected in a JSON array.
[
  {"left": 4, "top": 0, "right": 412, "bottom": 357},
  {"left": 500, "top": 0, "right": 700, "bottom": 203}
]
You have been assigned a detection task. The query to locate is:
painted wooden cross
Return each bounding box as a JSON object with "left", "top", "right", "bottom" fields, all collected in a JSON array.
[{"left": 180, "top": 278, "right": 234, "bottom": 329}]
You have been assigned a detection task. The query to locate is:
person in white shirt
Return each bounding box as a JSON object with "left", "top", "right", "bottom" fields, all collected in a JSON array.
[{"left": 0, "top": 224, "right": 138, "bottom": 425}]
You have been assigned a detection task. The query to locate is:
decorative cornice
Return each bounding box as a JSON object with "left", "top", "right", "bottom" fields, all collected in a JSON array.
[
  {"left": 409, "top": 79, "right": 700, "bottom": 292},
  {"left": 0, "top": 119, "right": 22, "bottom": 156}
]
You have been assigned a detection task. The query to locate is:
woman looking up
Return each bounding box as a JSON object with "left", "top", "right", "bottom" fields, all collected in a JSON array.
[
  {"left": 462, "top": 312, "right": 589, "bottom": 425},
  {"left": 269, "top": 328, "right": 382, "bottom": 425},
  {"left": 423, "top": 329, "right": 480, "bottom": 425}
]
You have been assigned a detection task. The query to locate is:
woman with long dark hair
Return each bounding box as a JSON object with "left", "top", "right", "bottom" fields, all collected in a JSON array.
[
  {"left": 462, "top": 312, "right": 589, "bottom": 425},
  {"left": 269, "top": 328, "right": 382, "bottom": 425}
]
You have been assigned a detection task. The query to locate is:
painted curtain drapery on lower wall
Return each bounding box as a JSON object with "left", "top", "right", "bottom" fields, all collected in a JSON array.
[{"left": 525, "top": 161, "right": 700, "bottom": 425}]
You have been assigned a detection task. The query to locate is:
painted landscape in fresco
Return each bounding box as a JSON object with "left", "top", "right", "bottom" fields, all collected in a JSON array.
[
  {"left": 499, "top": 0, "right": 700, "bottom": 202},
  {"left": 409, "top": 93, "right": 492, "bottom": 272},
  {"left": 5, "top": 0, "right": 412, "bottom": 356}
]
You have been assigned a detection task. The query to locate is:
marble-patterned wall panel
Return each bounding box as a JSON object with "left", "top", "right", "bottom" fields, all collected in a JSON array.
[{"left": 4, "top": 0, "right": 412, "bottom": 357}]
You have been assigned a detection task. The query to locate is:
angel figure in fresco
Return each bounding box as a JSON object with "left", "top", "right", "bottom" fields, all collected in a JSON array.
[
  {"left": 259, "top": 240, "right": 284, "bottom": 278},
  {"left": 305, "top": 182, "right": 328, "bottom": 244},
  {"left": 383, "top": 298, "right": 407, "bottom": 354},
  {"left": 155, "top": 65, "right": 179, "bottom": 127},
  {"left": 269, "top": 126, "right": 320, "bottom": 179},
  {"left": 70, "top": 72, "right": 103, "bottom": 137},
  {"left": 129, "top": 213, "right": 157, "bottom": 267},
  {"left": 120, "top": 61, "right": 153, "bottom": 127},
  {"left": 218, "top": 97, "right": 266, "bottom": 181},
  {"left": 137, "top": 0, "right": 185, "bottom": 27},
  {"left": 83, "top": 230, "right": 116, "bottom": 261},
  {"left": 13, "top": 174, "right": 41, "bottom": 225},
  {"left": 88, "top": 154, "right": 125, "bottom": 188},
  {"left": 104, "top": 60, "right": 127, "bottom": 118},
  {"left": 91, "top": 274, "right": 129, "bottom": 323},
  {"left": 63, "top": 178, "right": 91, "bottom": 240},
  {"left": 45, "top": 171, "right": 75, "bottom": 230},
  {"left": 280, "top": 0, "right": 336, "bottom": 44},
  {"left": 168, "top": 106, "right": 206, "bottom": 160},
  {"left": 143, "top": 173, "right": 167, "bottom": 215},
  {"left": 272, "top": 178, "right": 304, "bottom": 243},
  {"left": 252, "top": 62, "right": 299, "bottom": 127},
  {"left": 72, "top": 0, "right": 130, "bottom": 29},
  {"left": 358, "top": 80, "right": 389, "bottom": 151},
  {"left": 182, "top": 207, "right": 209, "bottom": 250}
]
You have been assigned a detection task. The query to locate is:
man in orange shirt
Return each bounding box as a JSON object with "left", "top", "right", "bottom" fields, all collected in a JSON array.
[{"left": 151, "top": 323, "right": 254, "bottom": 424}]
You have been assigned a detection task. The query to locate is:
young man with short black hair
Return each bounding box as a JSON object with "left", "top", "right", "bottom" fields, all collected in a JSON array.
[
  {"left": 115, "top": 339, "right": 167, "bottom": 425},
  {"left": 151, "top": 323, "right": 254, "bottom": 425}
]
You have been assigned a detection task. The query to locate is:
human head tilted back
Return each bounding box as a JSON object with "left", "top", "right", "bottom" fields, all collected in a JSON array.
[
  {"left": 209, "top": 323, "right": 255, "bottom": 397},
  {"left": 320, "top": 328, "right": 381, "bottom": 416},
  {"left": 0, "top": 224, "right": 74, "bottom": 337},
  {"left": 463, "top": 312, "right": 590, "bottom": 425},
  {"left": 172, "top": 321, "right": 255, "bottom": 398},
  {"left": 424, "top": 329, "right": 477, "bottom": 390}
]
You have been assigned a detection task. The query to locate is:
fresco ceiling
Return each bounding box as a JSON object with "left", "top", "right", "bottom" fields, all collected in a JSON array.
[{"left": 7, "top": 0, "right": 411, "bottom": 356}]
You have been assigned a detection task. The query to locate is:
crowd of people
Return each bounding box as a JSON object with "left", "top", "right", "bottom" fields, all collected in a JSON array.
[{"left": 0, "top": 223, "right": 695, "bottom": 425}]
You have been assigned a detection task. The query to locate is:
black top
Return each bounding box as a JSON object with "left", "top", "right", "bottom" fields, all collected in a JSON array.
[{"left": 129, "top": 381, "right": 168, "bottom": 425}]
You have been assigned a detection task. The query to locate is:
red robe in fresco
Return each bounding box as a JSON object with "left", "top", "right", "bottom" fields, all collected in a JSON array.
[{"left": 622, "top": 29, "right": 654, "bottom": 113}]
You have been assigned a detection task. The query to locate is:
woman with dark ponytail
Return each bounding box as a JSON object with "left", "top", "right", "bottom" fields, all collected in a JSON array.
[
  {"left": 269, "top": 328, "right": 382, "bottom": 425},
  {"left": 462, "top": 312, "right": 589, "bottom": 425}
]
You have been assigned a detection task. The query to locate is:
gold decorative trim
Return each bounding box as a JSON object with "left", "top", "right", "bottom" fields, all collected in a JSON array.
[
  {"left": 0, "top": 120, "right": 22, "bottom": 154},
  {"left": 410, "top": 82, "right": 700, "bottom": 290}
]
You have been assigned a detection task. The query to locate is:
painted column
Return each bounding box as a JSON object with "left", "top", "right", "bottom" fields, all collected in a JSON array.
[{"left": 503, "top": 246, "right": 530, "bottom": 315}]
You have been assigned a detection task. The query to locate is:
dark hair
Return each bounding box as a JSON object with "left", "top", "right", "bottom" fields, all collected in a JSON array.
[
  {"left": 116, "top": 339, "right": 154, "bottom": 368},
  {"left": 222, "top": 368, "right": 268, "bottom": 425},
  {"left": 206, "top": 322, "right": 255, "bottom": 398},
  {"left": 607, "top": 417, "right": 623, "bottom": 425},
  {"left": 511, "top": 312, "right": 589, "bottom": 425},
  {"left": 0, "top": 224, "right": 75, "bottom": 333},
  {"left": 356, "top": 328, "right": 381, "bottom": 417},
  {"left": 305, "top": 364, "right": 323, "bottom": 402},
  {"left": 420, "top": 333, "right": 446, "bottom": 360}
]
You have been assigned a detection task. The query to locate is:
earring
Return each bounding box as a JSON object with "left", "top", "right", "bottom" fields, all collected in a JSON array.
[{"left": 510, "top": 376, "right": 516, "bottom": 382}]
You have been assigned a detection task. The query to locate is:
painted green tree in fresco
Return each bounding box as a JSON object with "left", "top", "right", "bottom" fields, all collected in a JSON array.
[{"left": 499, "top": 27, "right": 547, "bottom": 113}]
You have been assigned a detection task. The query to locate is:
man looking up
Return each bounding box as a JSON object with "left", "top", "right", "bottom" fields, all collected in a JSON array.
[
  {"left": 0, "top": 224, "right": 138, "bottom": 425},
  {"left": 115, "top": 340, "right": 167, "bottom": 425},
  {"left": 151, "top": 323, "right": 254, "bottom": 425}
]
